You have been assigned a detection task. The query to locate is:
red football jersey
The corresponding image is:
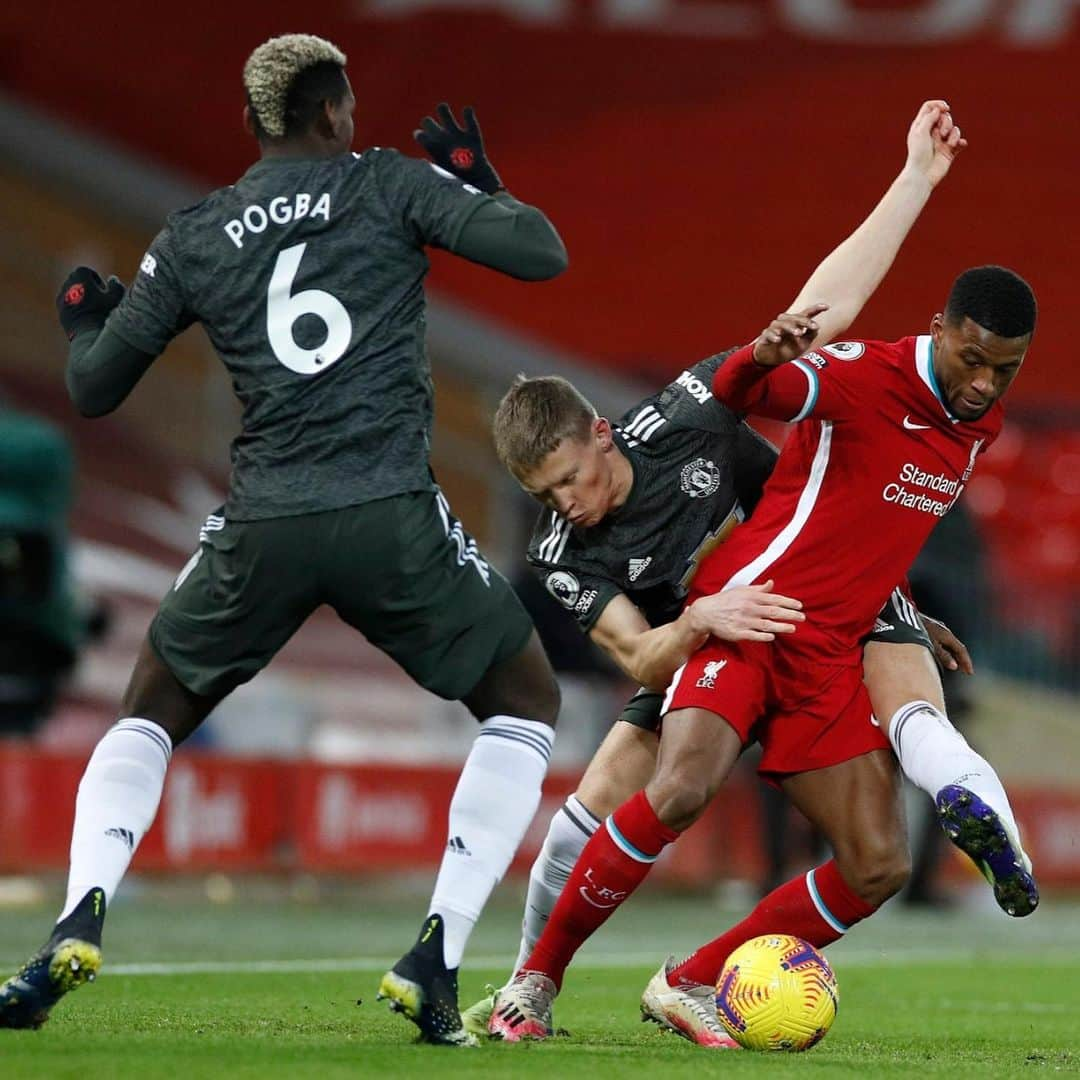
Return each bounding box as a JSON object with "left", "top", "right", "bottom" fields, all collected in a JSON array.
[{"left": 698, "top": 336, "right": 1002, "bottom": 662}]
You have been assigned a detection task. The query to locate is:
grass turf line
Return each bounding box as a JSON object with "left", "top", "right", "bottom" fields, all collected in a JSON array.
[
  {"left": 1, "top": 962, "right": 1077, "bottom": 1079},
  {"left": 3, "top": 890, "right": 1078, "bottom": 1077}
]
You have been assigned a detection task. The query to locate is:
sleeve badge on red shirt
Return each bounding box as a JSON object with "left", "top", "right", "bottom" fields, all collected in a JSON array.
[{"left": 822, "top": 342, "right": 865, "bottom": 361}]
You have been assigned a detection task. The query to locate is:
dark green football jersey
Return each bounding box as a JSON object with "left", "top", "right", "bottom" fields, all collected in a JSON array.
[
  {"left": 527, "top": 351, "right": 778, "bottom": 631},
  {"left": 107, "top": 150, "right": 492, "bottom": 520}
]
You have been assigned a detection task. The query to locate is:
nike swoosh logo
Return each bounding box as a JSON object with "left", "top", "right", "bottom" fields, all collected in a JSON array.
[
  {"left": 579, "top": 887, "right": 619, "bottom": 909},
  {"left": 903, "top": 415, "right": 932, "bottom": 431}
]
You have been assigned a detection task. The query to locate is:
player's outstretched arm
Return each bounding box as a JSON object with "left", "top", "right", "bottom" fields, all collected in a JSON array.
[
  {"left": 66, "top": 328, "right": 157, "bottom": 417},
  {"left": 711, "top": 304, "right": 857, "bottom": 420},
  {"left": 414, "top": 103, "right": 568, "bottom": 280},
  {"left": 452, "top": 196, "right": 569, "bottom": 281},
  {"left": 57, "top": 267, "right": 156, "bottom": 417},
  {"left": 787, "top": 100, "right": 966, "bottom": 346},
  {"left": 589, "top": 585, "right": 804, "bottom": 691}
]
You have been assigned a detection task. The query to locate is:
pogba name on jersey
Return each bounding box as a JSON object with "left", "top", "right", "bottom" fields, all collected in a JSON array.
[
  {"left": 882, "top": 461, "right": 964, "bottom": 517},
  {"left": 224, "top": 192, "right": 332, "bottom": 249}
]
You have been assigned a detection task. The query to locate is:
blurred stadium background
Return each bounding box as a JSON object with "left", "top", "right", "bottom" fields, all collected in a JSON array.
[{"left": 1, "top": 1, "right": 1078, "bottom": 909}]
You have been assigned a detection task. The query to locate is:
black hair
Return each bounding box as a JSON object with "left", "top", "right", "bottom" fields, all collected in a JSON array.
[
  {"left": 944, "top": 266, "right": 1037, "bottom": 339},
  {"left": 247, "top": 60, "right": 348, "bottom": 141},
  {"left": 282, "top": 61, "right": 349, "bottom": 138}
]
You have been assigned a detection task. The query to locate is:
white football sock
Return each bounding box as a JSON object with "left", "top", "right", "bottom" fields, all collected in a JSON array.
[
  {"left": 887, "top": 700, "right": 1025, "bottom": 855},
  {"left": 511, "top": 793, "right": 599, "bottom": 976},
  {"left": 60, "top": 718, "right": 172, "bottom": 921},
  {"left": 428, "top": 715, "right": 554, "bottom": 970}
]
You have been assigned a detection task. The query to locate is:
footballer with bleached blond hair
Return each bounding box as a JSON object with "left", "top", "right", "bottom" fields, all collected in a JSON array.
[{"left": 0, "top": 32, "right": 567, "bottom": 1048}]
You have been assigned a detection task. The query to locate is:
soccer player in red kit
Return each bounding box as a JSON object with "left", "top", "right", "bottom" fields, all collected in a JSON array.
[{"left": 490, "top": 266, "right": 1037, "bottom": 1043}]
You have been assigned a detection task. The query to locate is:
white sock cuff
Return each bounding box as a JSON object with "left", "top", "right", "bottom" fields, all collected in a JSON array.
[
  {"left": 562, "top": 793, "right": 601, "bottom": 837},
  {"left": 887, "top": 700, "right": 945, "bottom": 757},
  {"left": 111, "top": 717, "right": 174, "bottom": 764},
  {"left": 477, "top": 715, "right": 554, "bottom": 767}
]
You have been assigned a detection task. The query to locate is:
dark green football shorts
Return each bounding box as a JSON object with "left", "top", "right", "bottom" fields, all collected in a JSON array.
[
  {"left": 617, "top": 687, "right": 665, "bottom": 732},
  {"left": 862, "top": 587, "right": 934, "bottom": 651},
  {"left": 150, "top": 490, "right": 533, "bottom": 702}
]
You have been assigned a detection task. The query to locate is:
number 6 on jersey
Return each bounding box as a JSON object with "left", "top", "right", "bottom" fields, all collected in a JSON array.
[{"left": 267, "top": 242, "right": 352, "bottom": 374}]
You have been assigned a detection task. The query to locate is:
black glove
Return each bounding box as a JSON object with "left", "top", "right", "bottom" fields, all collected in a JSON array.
[
  {"left": 414, "top": 103, "right": 503, "bottom": 195},
  {"left": 56, "top": 267, "right": 126, "bottom": 341}
]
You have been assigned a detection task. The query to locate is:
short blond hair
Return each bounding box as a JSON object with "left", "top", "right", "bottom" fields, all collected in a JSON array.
[
  {"left": 243, "top": 34, "right": 347, "bottom": 138},
  {"left": 493, "top": 375, "right": 597, "bottom": 476}
]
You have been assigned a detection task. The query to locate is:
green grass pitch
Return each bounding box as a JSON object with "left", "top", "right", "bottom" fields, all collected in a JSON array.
[{"left": 1, "top": 880, "right": 1077, "bottom": 1078}]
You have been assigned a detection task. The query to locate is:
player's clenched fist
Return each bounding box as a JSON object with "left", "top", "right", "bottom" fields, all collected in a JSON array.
[
  {"left": 688, "top": 580, "right": 805, "bottom": 643},
  {"left": 56, "top": 266, "right": 125, "bottom": 341},
  {"left": 751, "top": 303, "right": 827, "bottom": 369},
  {"left": 414, "top": 103, "right": 503, "bottom": 194}
]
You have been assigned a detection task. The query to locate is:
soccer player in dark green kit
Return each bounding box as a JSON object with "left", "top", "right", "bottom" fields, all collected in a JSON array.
[{"left": 0, "top": 34, "right": 566, "bottom": 1046}]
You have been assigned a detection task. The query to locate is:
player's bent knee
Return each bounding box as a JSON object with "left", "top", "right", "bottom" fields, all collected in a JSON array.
[
  {"left": 121, "top": 635, "right": 221, "bottom": 746},
  {"left": 864, "top": 642, "right": 946, "bottom": 720},
  {"left": 646, "top": 771, "right": 712, "bottom": 833},
  {"left": 463, "top": 632, "right": 561, "bottom": 725},
  {"left": 574, "top": 724, "right": 658, "bottom": 817},
  {"left": 839, "top": 841, "right": 912, "bottom": 906},
  {"left": 862, "top": 853, "right": 911, "bottom": 906},
  {"left": 537, "top": 673, "right": 561, "bottom": 726},
  {"left": 506, "top": 669, "right": 560, "bottom": 727},
  {"left": 575, "top": 772, "right": 636, "bottom": 820}
]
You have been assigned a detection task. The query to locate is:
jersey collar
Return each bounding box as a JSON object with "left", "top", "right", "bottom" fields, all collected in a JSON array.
[{"left": 914, "top": 335, "right": 960, "bottom": 424}]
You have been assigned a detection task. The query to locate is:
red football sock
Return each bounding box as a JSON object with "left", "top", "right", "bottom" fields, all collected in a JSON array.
[
  {"left": 522, "top": 790, "right": 678, "bottom": 991},
  {"left": 669, "top": 859, "right": 877, "bottom": 987}
]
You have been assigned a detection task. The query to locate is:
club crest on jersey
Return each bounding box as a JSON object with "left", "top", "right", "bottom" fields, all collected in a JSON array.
[
  {"left": 822, "top": 341, "right": 866, "bottom": 361},
  {"left": 681, "top": 458, "right": 721, "bottom": 499},
  {"left": 545, "top": 570, "right": 581, "bottom": 609},
  {"left": 696, "top": 658, "right": 727, "bottom": 688},
  {"left": 962, "top": 438, "right": 984, "bottom": 482}
]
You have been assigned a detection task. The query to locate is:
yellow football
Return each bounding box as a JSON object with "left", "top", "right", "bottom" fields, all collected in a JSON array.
[{"left": 715, "top": 933, "right": 839, "bottom": 1051}]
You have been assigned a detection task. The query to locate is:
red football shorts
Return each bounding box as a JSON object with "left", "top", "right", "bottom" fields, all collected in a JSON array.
[{"left": 661, "top": 638, "right": 889, "bottom": 780}]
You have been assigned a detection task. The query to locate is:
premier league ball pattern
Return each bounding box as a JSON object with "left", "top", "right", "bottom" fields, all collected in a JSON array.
[{"left": 715, "top": 934, "right": 839, "bottom": 1052}]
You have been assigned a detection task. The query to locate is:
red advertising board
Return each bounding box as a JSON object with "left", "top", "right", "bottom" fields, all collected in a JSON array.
[
  {"left": 2, "top": 746, "right": 1077, "bottom": 887},
  {"left": 136, "top": 757, "right": 289, "bottom": 870},
  {"left": 292, "top": 763, "right": 464, "bottom": 871},
  {"left": 0, "top": 746, "right": 287, "bottom": 872}
]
